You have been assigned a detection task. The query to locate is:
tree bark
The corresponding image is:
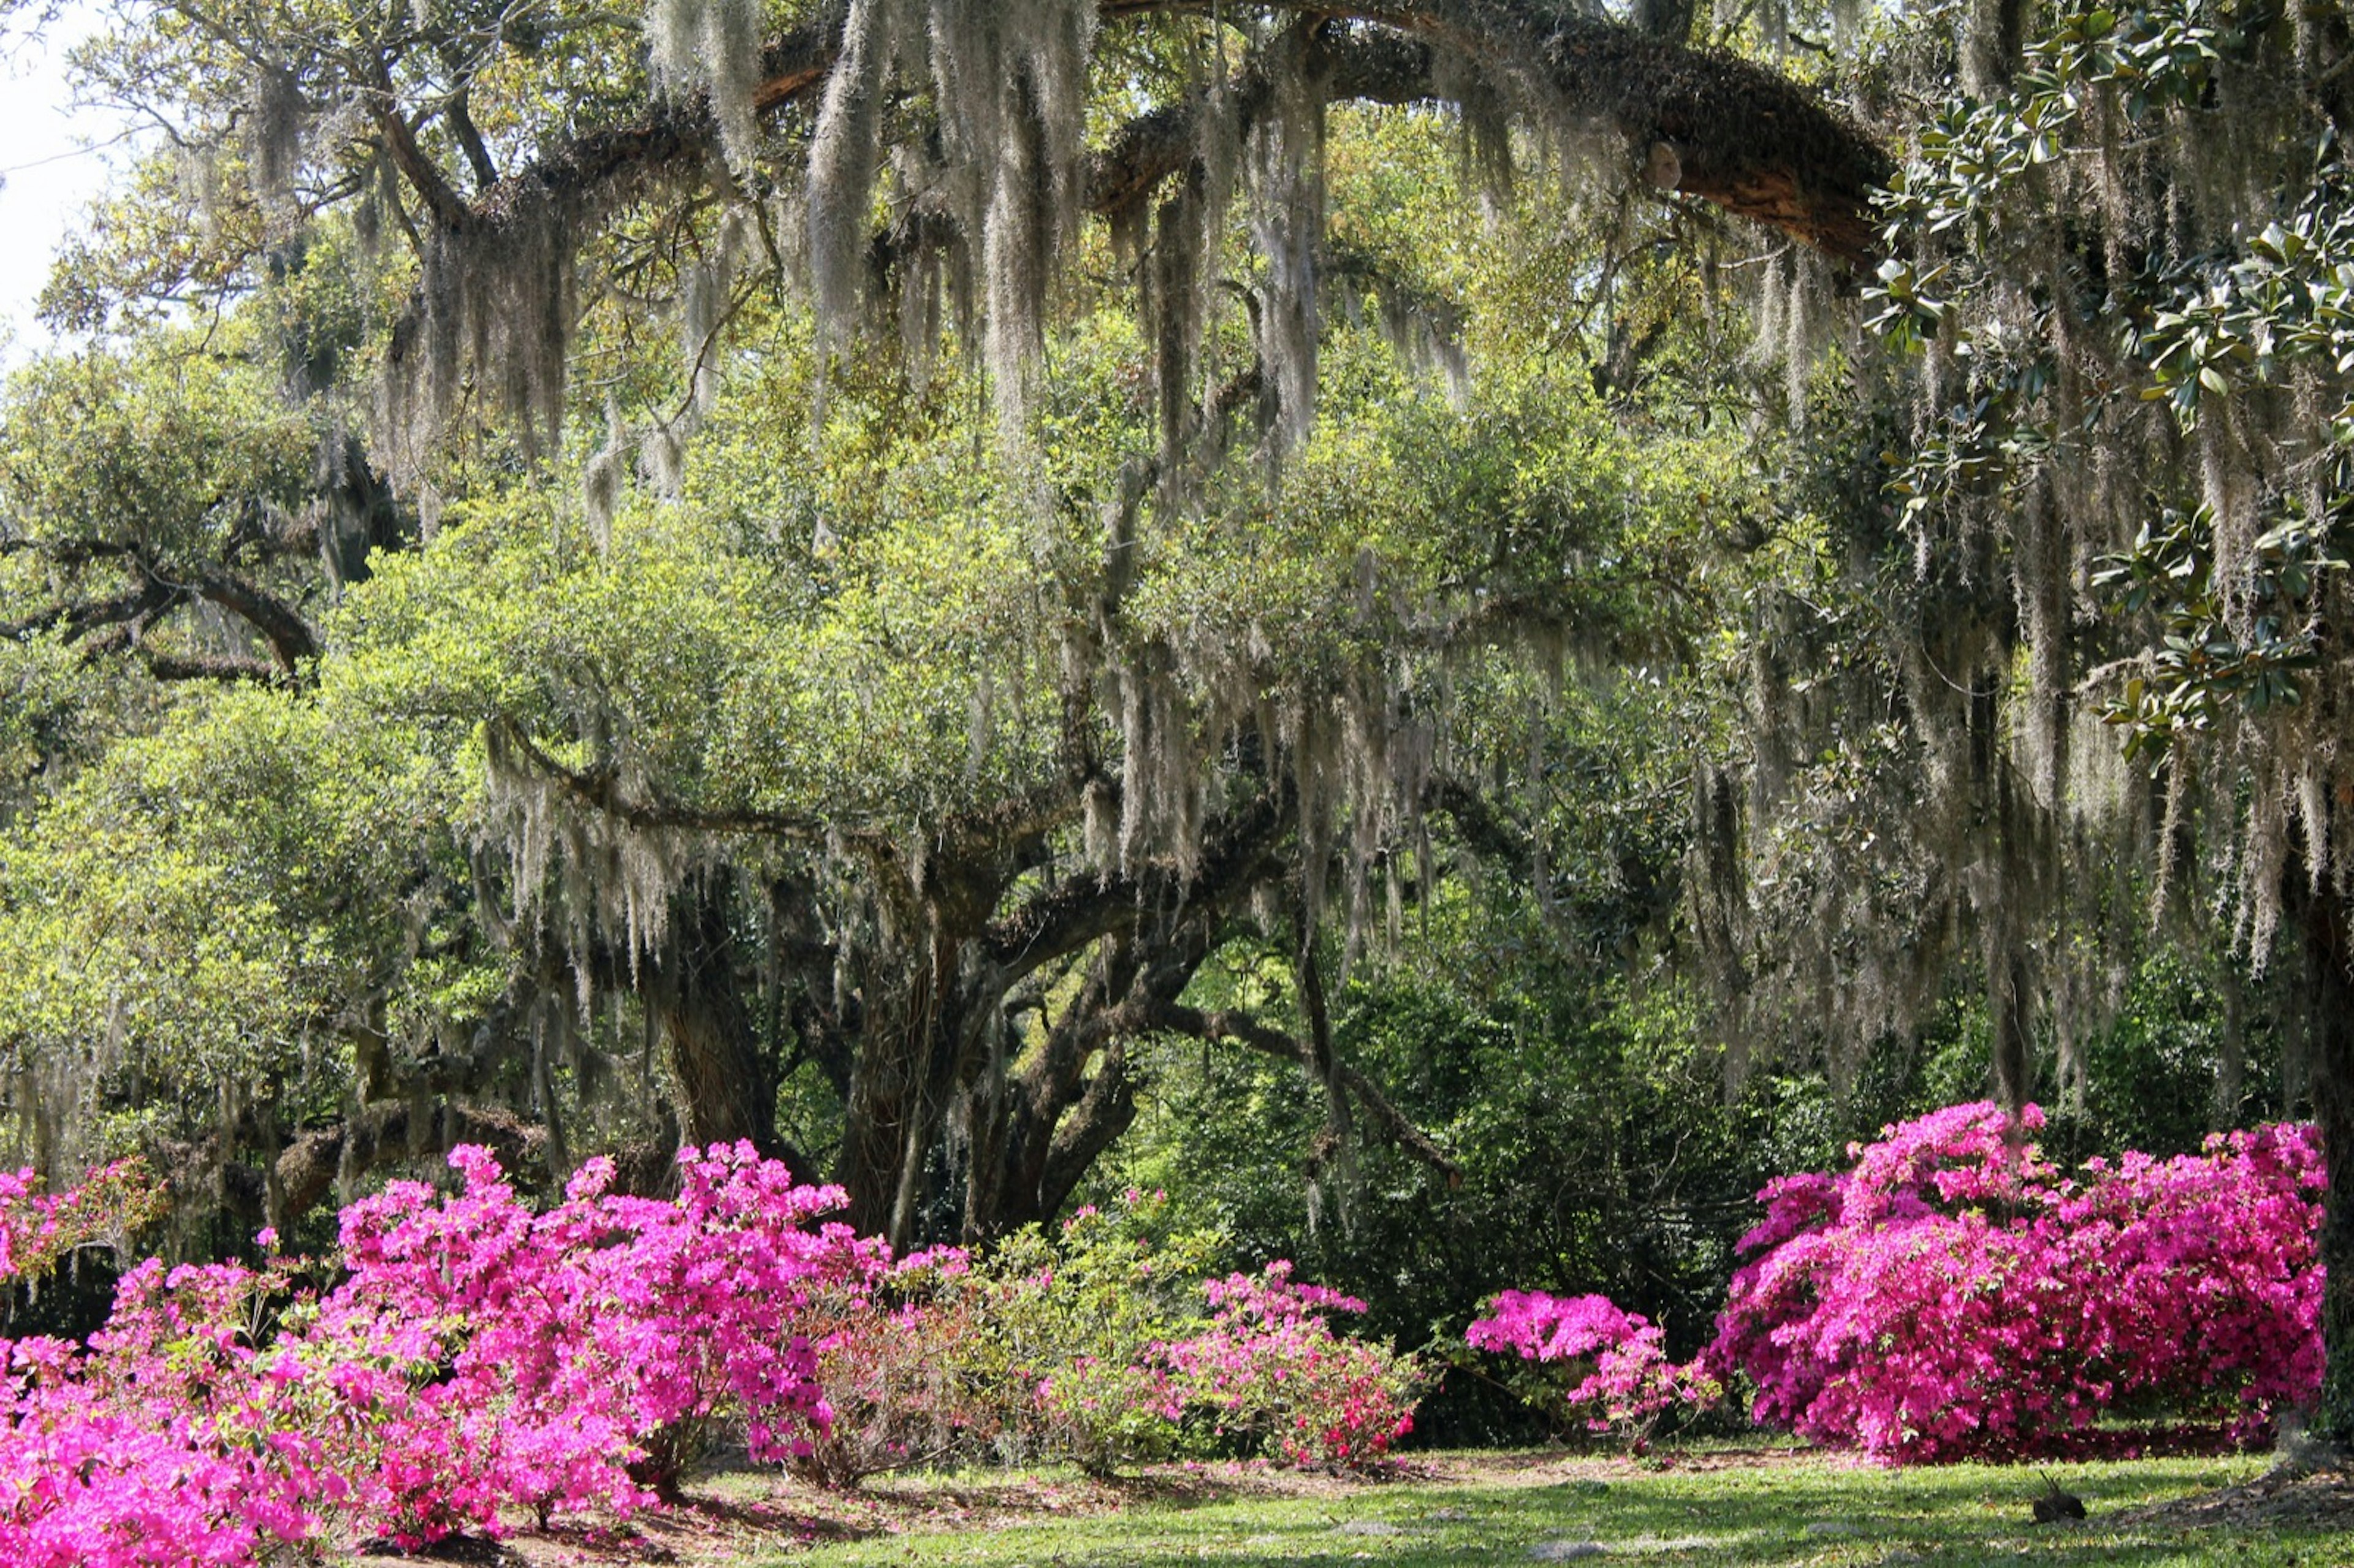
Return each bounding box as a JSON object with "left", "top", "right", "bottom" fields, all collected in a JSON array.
[
  {"left": 256, "top": 1101, "right": 547, "bottom": 1220},
  {"left": 2294, "top": 871, "right": 2354, "bottom": 1447},
  {"left": 1992, "top": 948, "right": 2032, "bottom": 1113},
  {"left": 651, "top": 872, "right": 780, "bottom": 1155},
  {"left": 834, "top": 921, "right": 953, "bottom": 1245},
  {"left": 2213, "top": 955, "right": 2246, "bottom": 1132}
]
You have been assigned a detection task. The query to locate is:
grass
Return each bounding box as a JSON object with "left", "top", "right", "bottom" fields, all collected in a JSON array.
[{"left": 506, "top": 1447, "right": 2348, "bottom": 1568}]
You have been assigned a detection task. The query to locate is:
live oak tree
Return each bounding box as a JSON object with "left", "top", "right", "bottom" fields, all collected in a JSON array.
[
  {"left": 10, "top": 0, "right": 2349, "bottom": 1445},
  {"left": 0, "top": 0, "right": 1863, "bottom": 1243},
  {"left": 4, "top": 278, "right": 1748, "bottom": 1249}
]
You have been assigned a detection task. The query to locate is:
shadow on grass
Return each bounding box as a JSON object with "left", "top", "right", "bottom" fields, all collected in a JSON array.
[
  {"left": 359, "top": 1450, "right": 2319, "bottom": 1567},
  {"left": 770, "top": 1453, "right": 2320, "bottom": 1568}
]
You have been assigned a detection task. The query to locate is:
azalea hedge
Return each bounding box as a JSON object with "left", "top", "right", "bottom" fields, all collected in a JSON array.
[
  {"left": 1470, "top": 1102, "right": 2325, "bottom": 1462},
  {"left": 0, "top": 1098, "right": 2323, "bottom": 1563},
  {"left": 0, "top": 1149, "right": 1419, "bottom": 1566}
]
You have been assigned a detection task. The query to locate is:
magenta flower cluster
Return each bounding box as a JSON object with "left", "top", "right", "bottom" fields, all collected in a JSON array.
[
  {"left": 0, "top": 1142, "right": 866, "bottom": 1565},
  {"left": 1710, "top": 1101, "right": 2322, "bottom": 1460},
  {"left": 1467, "top": 1102, "right": 2325, "bottom": 1463},
  {"left": 0, "top": 1160, "right": 165, "bottom": 1282},
  {"left": 1463, "top": 1290, "right": 1716, "bottom": 1435}
]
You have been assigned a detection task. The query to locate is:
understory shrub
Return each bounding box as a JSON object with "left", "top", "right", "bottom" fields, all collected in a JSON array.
[
  {"left": 974, "top": 1193, "right": 1225, "bottom": 1474},
  {"left": 1170, "top": 1260, "right": 1423, "bottom": 1466},
  {"left": 1463, "top": 1289, "right": 1718, "bottom": 1443},
  {"left": 1471, "top": 1102, "right": 2322, "bottom": 1463},
  {"left": 0, "top": 1154, "right": 1423, "bottom": 1563},
  {"left": 785, "top": 1246, "right": 996, "bottom": 1489},
  {"left": 790, "top": 1192, "right": 1423, "bottom": 1483}
]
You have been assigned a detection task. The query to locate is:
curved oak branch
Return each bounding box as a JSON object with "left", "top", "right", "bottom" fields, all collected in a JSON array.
[{"left": 428, "top": 0, "right": 1886, "bottom": 264}]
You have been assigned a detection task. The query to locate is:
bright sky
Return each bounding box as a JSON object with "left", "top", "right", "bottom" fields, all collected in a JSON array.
[{"left": 0, "top": 4, "right": 123, "bottom": 365}]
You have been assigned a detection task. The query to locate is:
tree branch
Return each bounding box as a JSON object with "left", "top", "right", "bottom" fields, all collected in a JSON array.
[
  {"left": 1037, "top": 1035, "right": 1138, "bottom": 1218},
  {"left": 192, "top": 569, "right": 319, "bottom": 671},
  {"left": 267, "top": 1102, "right": 548, "bottom": 1219},
  {"left": 425, "top": 0, "right": 1886, "bottom": 273},
  {"left": 135, "top": 648, "right": 286, "bottom": 683},
  {"left": 444, "top": 87, "right": 501, "bottom": 191},
  {"left": 1149, "top": 1000, "right": 1463, "bottom": 1185},
  {"left": 1424, "top": 772, "right": 1531, "bottom": 866},
  {"left": 978, "top": 783, "right": 1288, "bottom": 980},
  {"left": 372, "top": 94, "right": 473, "bottom": 232},
  {"left": 485, "top": 718, "right": 837, "bottom": 842}
]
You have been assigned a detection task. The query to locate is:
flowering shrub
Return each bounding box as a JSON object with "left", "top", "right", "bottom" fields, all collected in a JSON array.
[
  {"left": 0, "top": 1143, "right": 866, "bottom": 1564},
  {"left": 971, "top": 1195, "right": 1422, "bottom": 1474},
  {"left": 1169, "top": 1262, "right": 1422, "bottom": 1466},
  {"left": 1465, "top": 1289, "right": 1717, "bottom": 1441},
  {"left": 0, "top": 1160, "right": 166, "bottom": 1283},
  {"left": 0, "top": 1154, "right": 1426, "bottom": 1559},
  {"left": 787, "top": 1247, "right": 999, "bottom": 1489},
  {"left": 1708, "top": 1102, "right": 2323, "bottom": 1461},
  {"left": 322, "top": 1141, "right": 862, "bottom": 1517},
  {"left": 790, "top": 1195, "right": 1423, "bottom": 1483},
  {"left": 970, "top": 1192, "right": 1223, "bottom": 1474},
  {"left": 0, "top": 1256, "right": 323, "bottom": 1567},
  {"left": 1471, "top": 1104, "right": 2322, "bottom": 1463}
]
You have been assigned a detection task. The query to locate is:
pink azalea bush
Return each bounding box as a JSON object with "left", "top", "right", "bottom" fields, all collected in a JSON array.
[
  {"left": 0, "top": 1159, "right": 166, "bottom": 1281},
  {"left": 1468, "top": 1102, "right": 2325, "bottom": 1464},
  {"left": 1168, "top": 1261, "right": 1422, "bottom": 1466},
  {"left": 787, "top": 1246, "right": 999, "bottom": 1489},
  {"left": 1710, "top": 1102, "right": 2322, "bottom": 1461},
  {"left": 321, "top": 1141, "right": 864, "bottom": 1513},
  {"left": 1465, "top": 1288, "right": 1717, "bottom": 1439},
  {"left": 0, "top": 1142, "right": 866, "bottom": 1564},
  {"left": 788, "top": 1193, "right": 1424, "bottom": 1482},
  {"left": 0, "top": 1257, "right": 324, "bottom": 1568}
]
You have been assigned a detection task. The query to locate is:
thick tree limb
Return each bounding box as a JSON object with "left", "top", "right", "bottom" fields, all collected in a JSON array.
[
  {"left": 1150, "top": 1000, "right": 1463, "bottom": 1185},
  {"left": 192, "top": 569, "right": 319, "bottom": 671},
  {"left": 422, "top": 0, "right": 1887, "bottom": 273},
  {"left": 485, "top": 719, "right": 836, "bottom": 842},
  {"left": 135, "top": 648, "right": 284, "bottom": 683},
  {"left": 0, "top": 579, "right": 175, "bottom": 646},
  {"left": 0, "top": 536, "right": 321, "bottom": 677},
  {"left": 1083, "top": 26, "right": 1438, "bottom": 221},
  {"left": 265, "top": 1102, "right": 547, "bottom": 1219},
  {"left": 1300, "top": 2, "right": 1889, "bottom": 262},
  {"left": 978, "top": 784, "right": 1287, "bottom": 980},
  {"left": 1035, "top": 1035, "right": 1138, "bottom": 1220},
  {"left": 372, "top": 94, "right": 473, "bottom": 232}
]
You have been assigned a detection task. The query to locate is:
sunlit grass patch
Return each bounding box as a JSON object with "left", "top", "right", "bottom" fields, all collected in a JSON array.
[{"left": 737, "top": 1448, "right": 2333, "bottom": 1568}]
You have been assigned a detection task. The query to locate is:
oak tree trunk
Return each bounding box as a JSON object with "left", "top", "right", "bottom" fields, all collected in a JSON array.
[{"left": 653, "top": 872, "right": 780, "bottom": 1155}]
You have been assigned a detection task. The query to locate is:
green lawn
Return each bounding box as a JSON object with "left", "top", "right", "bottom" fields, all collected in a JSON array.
[{"left": 649, "top": 1450, "right": 2337, "bottom": 1568}]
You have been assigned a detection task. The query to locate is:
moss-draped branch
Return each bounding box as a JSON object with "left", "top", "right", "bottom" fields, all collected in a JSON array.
[{"left": 401, "top": 0, "right": 1887, "bottom": 265}]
